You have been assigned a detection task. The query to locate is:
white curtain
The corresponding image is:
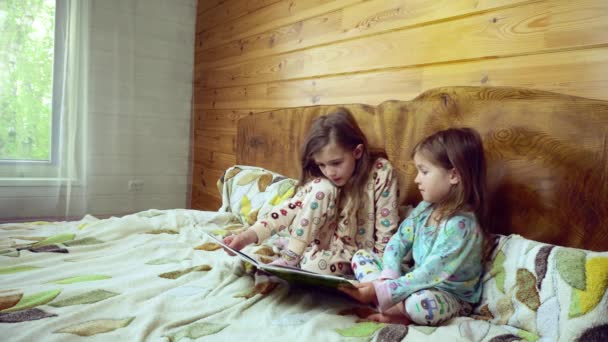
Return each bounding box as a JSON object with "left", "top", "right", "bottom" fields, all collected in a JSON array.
[
  {"left": 57, "top": 0, "right": 90, "bottom": 218},
  {"left": 0, "top": 0, "right": 196, "bottom": 221}
]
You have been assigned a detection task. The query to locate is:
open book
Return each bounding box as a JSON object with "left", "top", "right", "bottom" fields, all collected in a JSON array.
[{"left": 205, "top": 232, "right": 357, "bottom": 289}]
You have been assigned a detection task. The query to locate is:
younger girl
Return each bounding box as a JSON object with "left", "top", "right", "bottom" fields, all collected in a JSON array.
[
  {"left": 339, "top": 127, "right": 488, "bottom": 326},
  {"left": 223, "top": 108, "right": 400, "bottom": 276}
]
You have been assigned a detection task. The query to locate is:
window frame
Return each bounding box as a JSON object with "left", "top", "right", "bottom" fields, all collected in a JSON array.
[{"left": 0, "top": 0, "right": 69, "bottom": 185}]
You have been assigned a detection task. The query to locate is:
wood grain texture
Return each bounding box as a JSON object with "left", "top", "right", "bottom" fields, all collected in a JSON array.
[
  {"left": 198, "top": 0, "right": 533, "bottom": 70},
  {"left": 200, "top": 47, "right": 608, "bottom": 109},
  {"left": 198, "top": 0, "right": 281, "bottom": 34},
  {"left": 192, "top": 0, "right": 608, "bottom": 212},
  {"left": 237, "top": 86, "right": 608, "bottom": 251},
  {"left": 199, "top": 0, "right": 608, "bottom": 88},
  {"left": 198, "top": 0, "right": 364, "bottom": 50}
]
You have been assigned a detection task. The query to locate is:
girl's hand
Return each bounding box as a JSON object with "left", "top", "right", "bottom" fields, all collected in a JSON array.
[
  {"left": 338, "top": 282, "right": 378, "bottom": 305},
  {"left": 222, "top": 230, "right": 258, "bottom": 255}
]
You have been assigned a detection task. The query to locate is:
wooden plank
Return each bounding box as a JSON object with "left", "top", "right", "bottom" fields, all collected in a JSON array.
[
  {"left": 194, "top": 129, "right": 236, "bottom": 153},
  {"left": 191, "top": 164, "right": 224, "bottom": 207},
  {"left": 190, "top": 200, "right": 220, "bottom": 211},
  {"left": 199, "top": 0, "right": 608, "bottom": 88},
  {"left": 192, "top": 148, "right": 237, "bottom": 172},
  {"left": 197, "top": 0, "right": 228, "bottom": 15},
  {"left": 191, "top": 163, "right": 225, "bottom": 192},
  {"left": 197, "top": 47, "right": 608, "bottom": 109},
  {"left": 191, "top": 183, "right": 223, "bottom": 210},
  {"left": 198, "top": 0, "right": 533, "bottom": 69},
  {"left": 198, "top": 0, "right": 281, "bottom": 34},
  {"left": 199, "top": 0, "right": 364, "bottom": 51},
  {"left": 192, "top": 108, "right": 275, "bottom": 132}
]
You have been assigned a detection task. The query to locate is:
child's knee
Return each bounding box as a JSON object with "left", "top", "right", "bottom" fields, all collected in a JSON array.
[
  {"left": 403, "top": 290, "right": 459, "bottom": 326},
  {"left": 352, "top": 249, "right": 381, "bottom": 282},
  {"left": 301, "top": 256, "right": 350, "bottom": 275},
  {"left": 404, "top": 294, "right": 436, "bottom": 325}
]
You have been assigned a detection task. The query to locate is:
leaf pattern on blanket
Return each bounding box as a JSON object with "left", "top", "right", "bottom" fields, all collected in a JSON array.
[
  {"left": 28, "top": 244, "right": 69, "bottom": 254},
  {"left": 159, "top": 265, "right": 212, "bottom": 280},
  {"left": 254, "top": 246, "right": 276, "bottom": 257},
  {"left": 517, "top": 329, "right": 540, "bottom": 342},
  {"left": 49, "top": 290, "right": 119, "bottom": 307},
  {"left": 144, "top": 229, "right": 178, "bottom": 235},
  {"left": 165, "top": 321, "right": 229, "bottom": 341},
  {"left": 258, "top": 173, "right": 273, "bottom": 192},
  {"left": 335, "top": 321, "right": 385, "bottom": 337},
  {"left": 0, "top": 249, "right": 19, "bottom": 257},
  {"left": 471, "top": 304, "right": 494, "bottom": 321},
  {"left": 515, "top": 268, "right": 540, "bottom": 311},
  {"left": 1, "top": 289, "right": 60, "bottom": 312},
  {"left": 53, "top": 317, "right": 135, "bottom": 336},
  {"left": 488, "top": 334, "right": 522, "bottom": 342},
  {"left": 534, "top": 245, "right": 553, "bottom": 290},
  {"left": 32, "top": 233, "right": 75, "bottom": 247},
  {"left": 246, "top": 208, "right": 259, "bottom": 225},
  {"left": 556, "top": 248, "right": 586, "bottom": 290},
  {"left": 270, "top": 183, "right": 296, "bottom": 206},
  {"left": 496, "top": 292, "right": 515, "bottom": 325},
  {"left": 0, "top": 265, "right": 40, "bottom": 274},
  {"left": 146, "top": 257, "right": 187, "bottom": 265},
  {"left": 569, "top": 257, "right": 608, "bottom": 318},
  {"left": 194, "top": 242, "right": 222, "bottom": 251},
  {"left": 9, "top": 236, "right": 45, "bottom": 241},
  {"left": 224, "top": 166, "right": 242, "bottom": 182},
  {"left": 63, "top": 237, "right": 104, "bottom": 247},
  {"left": 490, "top": 251, "right": 506, "bottom": 293},
  {"left": 1, "top": 225, "right": 31, "bottom": 230},
  {"left": 376, "top": 324, "right": 408, "bottom": 341},
  {"left": 240, "top": 195, "right": 251, "bottom": 221},
  {"left": 0, "top": 308, "right": 57, "bottom": 323},
  {"left": 211, "top": 229, "right": 231, "bottom": 237},
  {"left": 237, "top": 171, "right": 264, "bottom": 186},
  {"left": 51, "top": 275, "right": 111, "bottom": 284},
  {"left": 0, "top": 293, "right": 22, "bottom": 310}
]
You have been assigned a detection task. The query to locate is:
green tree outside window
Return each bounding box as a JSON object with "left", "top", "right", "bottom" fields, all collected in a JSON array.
[{"left": 0, "top": 0, "right": 55, "bottom": 161}]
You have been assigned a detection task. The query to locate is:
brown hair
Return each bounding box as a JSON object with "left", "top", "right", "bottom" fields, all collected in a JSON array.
[
  {"left": 299, "top": 108, "right": 385, "bottom": 192},
  {"left": 411, "top": 127, "right": 489, "bottom": 235}
]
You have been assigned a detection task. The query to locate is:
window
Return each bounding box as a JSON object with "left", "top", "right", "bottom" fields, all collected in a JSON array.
[{"left": 0, "top": 0, "right": 65, "bottom": 181}]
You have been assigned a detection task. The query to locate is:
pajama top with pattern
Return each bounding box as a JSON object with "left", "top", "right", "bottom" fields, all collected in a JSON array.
[
  {"left": 251, "top": 158, "right": 400, "bottom": 263},
  {"left": 373, "top": 201, "right": 483, "bottom": 311}
]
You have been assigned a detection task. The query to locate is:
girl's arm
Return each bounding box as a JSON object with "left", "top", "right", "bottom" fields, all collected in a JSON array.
[
  {"left": 372, "top": 159, "right": 400, "bottom": 255},
  {"left": 374, "top": 214, "right": 482, "bottom": 312},
  {"left": 378, "top": 212, "right": 416, "bottom": 279},
  {"left": 248, "top": 188, "right": 307, "bottom": 243}
]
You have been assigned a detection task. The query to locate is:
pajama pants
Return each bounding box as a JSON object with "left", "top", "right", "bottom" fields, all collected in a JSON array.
[{"left": 351, "top": 249, "right": 472, "bottom": 326}]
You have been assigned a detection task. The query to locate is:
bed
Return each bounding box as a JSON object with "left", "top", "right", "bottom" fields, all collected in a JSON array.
[{"left": 2, "top": 86, "right": 607, "bottom": 341}]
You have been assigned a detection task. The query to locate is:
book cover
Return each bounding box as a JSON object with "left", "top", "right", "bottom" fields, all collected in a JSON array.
[{"left": 205, "top": 232, "right": 357, "bottom": 289}]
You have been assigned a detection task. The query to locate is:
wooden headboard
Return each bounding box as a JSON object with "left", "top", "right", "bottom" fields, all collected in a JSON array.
[{"left": 237, "top": 86, "right": 608, "bottom": 252}]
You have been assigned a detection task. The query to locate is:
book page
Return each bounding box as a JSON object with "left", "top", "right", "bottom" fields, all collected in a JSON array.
[{"left": 204, "top": 232, "right": 356, "bottom": 289}]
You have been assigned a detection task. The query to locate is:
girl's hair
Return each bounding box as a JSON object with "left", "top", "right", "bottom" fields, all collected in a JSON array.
[
  {"left": 299, "top": 108, "right": 385, "bottom": 191},
  {"left": 411, "top": 127, "right": 489, "bottom": 233}
]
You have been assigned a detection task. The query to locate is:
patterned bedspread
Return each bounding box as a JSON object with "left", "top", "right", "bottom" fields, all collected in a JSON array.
[
  {"left": 4, "top": 209, "right": 599, "bottom": 341},
  {"left": 0, "top": 209, "right": 372, "bottom": 341}
]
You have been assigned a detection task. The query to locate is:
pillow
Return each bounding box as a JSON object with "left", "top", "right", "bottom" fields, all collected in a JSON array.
[
  {"left": 474, "top": 234, "right": 608, "bottom": 341},
  {"left": 217, "top": 165, "right": 297, "bottom": 227}
]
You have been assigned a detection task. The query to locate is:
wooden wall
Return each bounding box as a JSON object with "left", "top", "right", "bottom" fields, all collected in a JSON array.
[{"left": 191, "top": 0, "right": 608, "bottom": 211}]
